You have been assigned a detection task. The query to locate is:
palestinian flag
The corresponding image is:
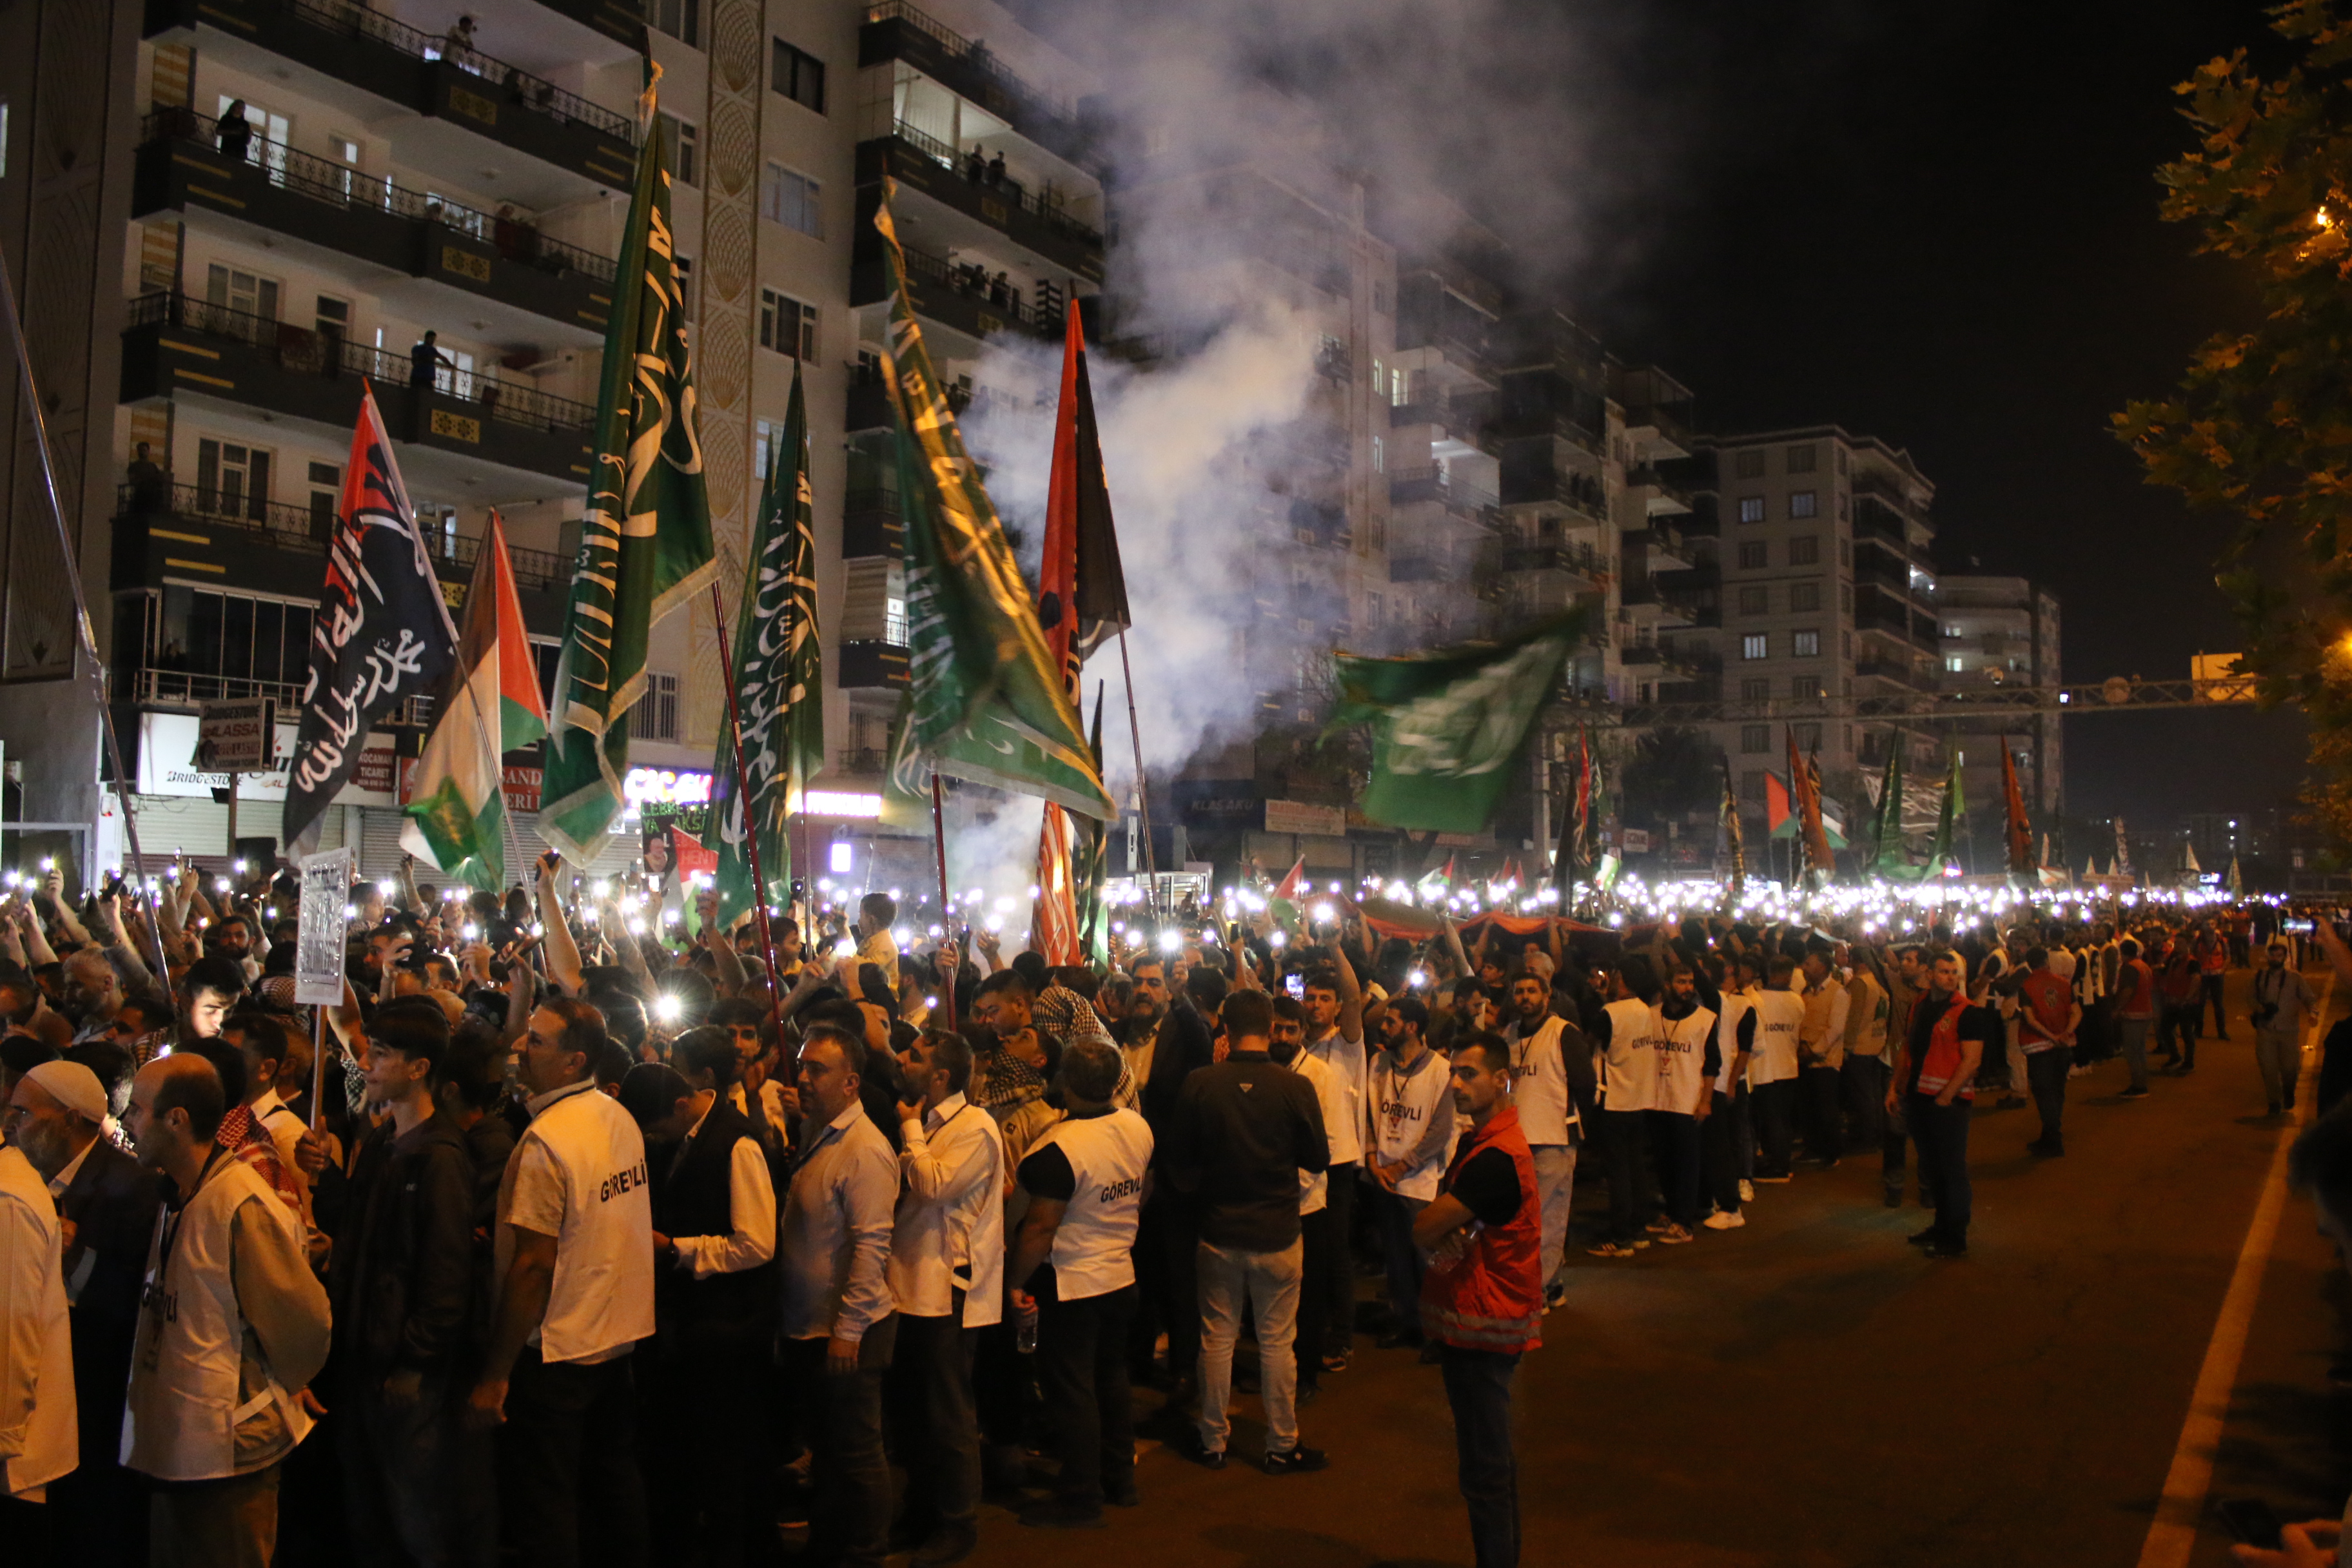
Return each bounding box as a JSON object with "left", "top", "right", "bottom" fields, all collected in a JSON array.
[{"left": 400, "top": 513, "right": 546, "bottom": 891}]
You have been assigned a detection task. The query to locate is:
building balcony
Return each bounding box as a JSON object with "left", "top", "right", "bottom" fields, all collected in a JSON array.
[
  {"left": 1854, "top": 658, "right": 1934, "bottom": 690},
  {"left": 849, "top": 240, "right": 1066, "bottom": 346},
  {"left": 122, "top": 292, "right": 596, "bottom": 485},
  {"left": 1497, "top": 447, "right": 1606, "bottom": 516},
  {"left": 859, "top": 1, "right": 1098, "bottom": 172},
  {"left": 1389, "top": 392, "right": 1501, "bottom": 458},
  {"left": 1623, "top": 464, "right": 1694, "bottom": 517},
  {"left": 135, "top": 113, "right": 616, "bottom": 342},
  {"left": 837, "top": 639, "right": 910, "bottom": 689},
  {"left": 1388, "top": 464, "right": 1497, "bottom": 516},
  {"left": 841, "top": 488, "right": 904, "bottom": 559},
  {"left": 1625, "top": 523, "right": 1695, "bottom": 567},
  {"left": 527, "top": 0, "right": 647, "bottom": 50},
  {"left": 144, "top": 0, "right": 638, "bottom": 197},
  {"left": 1387, "top": 554, "right": 1453, "bottom": 584},
  {"left": 1496, "top": 542, "right": 1604, "bottom": 580},
  {"left": 113, "top": 482, "right": 571, "bottom": 629},
  {"left": 855, "top": 122, "right": 1104, "bottom": 284},
  {"left": 847, "top": 369, "right": 893, "bottom": 433}
]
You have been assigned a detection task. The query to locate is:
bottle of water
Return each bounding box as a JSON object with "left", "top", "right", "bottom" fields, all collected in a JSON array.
[{"left": 1015, "top": 1299, "right": 1039, "bottom": 1355}]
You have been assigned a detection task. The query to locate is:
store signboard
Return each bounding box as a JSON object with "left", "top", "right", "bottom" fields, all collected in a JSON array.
[{"left": 138, "top": 712, "right": 397, "bottom": 806}]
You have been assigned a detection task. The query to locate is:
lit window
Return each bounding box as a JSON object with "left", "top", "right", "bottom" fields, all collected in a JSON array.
[
  {"left": 1737, "top": 496, "right": 1765, "bottom": 524},
  {"left": 1789, "top": 490, "right": 1818, "bottom": 518},
  {"left": 1793, "top": 629, "right": 1821, "bottom": 658},
  {"left": 1741, "top": 634, "right": 1768, "bottom": 661}
]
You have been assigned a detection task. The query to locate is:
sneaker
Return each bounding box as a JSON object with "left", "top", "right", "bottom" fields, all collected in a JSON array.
[
  {"left": 1181, "top": 1437, "right": 1227, "bottom": 1471},
  {"left": 1754, "top": 1173, "right": 1793, "bottom": 1184},
  {"left": 1643, "top": 1219, "right": 1673, "bottom": 1234},
  {"left": 1320, "top": 1350, "right": 1350, "bottom": 1374},
  {"left": 2068, "top": 1064, "right": 2091, "bottom": 1078},
  {"left": 1738, "top": 1179, "right": 1755, "bottom": 1202},
  {"left": 1701, "top": 1210, "right": 1745, "bottom": 1230},
  {"left": 1924, "top": 1239, "right": 1970, "bottom": 1259},
  {"left": 1019, "top": 1500, "right": 1108, "bottom": 1530},
  {"left": 1262, "top": 1445, "right": 1330, "bottom": 1476},
  {"left": 1655, "top": 1223, "right": 1695, "bottom": 1244},
  {"left": 1544, "top": 1280, "right": 1567, "bottom": 1309},
  {"left": 2119, "top": 1086, "right": 2150, "bottom": 1101},
  {"left": 1906, "top": 1228, "right": 1939, "bottom": 1248},
  {"left": 1587, "top": 1241, "right": 1640, "bottom": 1258}
]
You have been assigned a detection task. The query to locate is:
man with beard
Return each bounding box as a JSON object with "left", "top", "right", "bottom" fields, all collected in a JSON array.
[
  {"left": 1500, "top": 970, "right": 1580, "bottom": 1297},
  {"left": 59, "top": 950, "right": 126, "bottom": 1048},
  {"left": 1646, "top": 962, "right": 1718, "bottom": 1246},
  {"left": 1122, "top": 957, "right": 1216, "bottom": 1408},
  {"left": 1885, "top": 951, "right": 1999, "bottom": 1259}
]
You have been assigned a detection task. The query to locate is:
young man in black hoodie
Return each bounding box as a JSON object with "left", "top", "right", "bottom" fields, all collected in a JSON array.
[{"left": 333, "top": 996, "right": 477, "bottom": 1568}]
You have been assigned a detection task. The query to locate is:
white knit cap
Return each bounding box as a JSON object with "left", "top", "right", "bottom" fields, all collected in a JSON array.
[{"left": 21, "top": 1059, "right": 108, "bottom": 1124}]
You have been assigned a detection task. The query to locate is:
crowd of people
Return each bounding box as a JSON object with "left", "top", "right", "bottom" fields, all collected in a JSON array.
[{"left": 0, "top": 849, "right": 2340, "bottom": 1568}]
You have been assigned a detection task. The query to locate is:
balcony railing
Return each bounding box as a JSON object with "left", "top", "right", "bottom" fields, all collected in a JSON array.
[
  {"left": 443, "top": 529, "right": 570, "bottom": 593},
  {"left": 129, "top": 665, "right": 432, "bottom": 727},
  {"left": 1498, "top": 542, "right": 1604, "bottom": 577},
  {"left": 859, "top": 1, "right": 1090, "bottom": 165},
  {"left": 892, "top": 242, "right": 1063, "bottom": 335},
  {"left": 876, "top": 118, "right": 1101, "bottom": 246},
  {"left": 128, "top": 291, "right": 596, "bottom": 433},
  {"left": 144, "top": 109, "right": 618, "bottom": 284},
  {"left": 1389, "top": 464, "right": 1498, "bottom": 513}
]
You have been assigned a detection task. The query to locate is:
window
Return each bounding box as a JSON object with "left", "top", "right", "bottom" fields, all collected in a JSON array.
[
  {"left": 306, "top": 461, "right": 339, "bottom": 536},
  {"left": 754, "top": 416, "right": 776, "bottom": 481},
  {"left": 1838, "top": 538, "right": 1851, "bottom": 566},
  {"left": 1789, "top": 489, "right": 1818, "bottom": 519},
  {"left": 1741, "top": 633, "right": 1768, "bottom": 661},
  {"left": 673, "top": 254, "right": 694, "bottom": 316},
  {"left": 1793, "top": 629, "right": 1821, "bottom": 658},
  {"left": 217, "top": 96, "right": 289, "bottom": 184},
  {"left": 1788, "top": 535, "right": 1819, "bottom": 566},
  {"left": 153, "top": 585, "right": 315, "bottom": 698},
  {"left": 1946, "top": 655, "right": 1966, "bottom": 672},
  {"left": 649, "top": 0, "right": 700, "bottom": 46},
  {"left": 760, "top": 162, "right": 823, "bottom": 237},
  {"left": 1741, "top": 724, "right": 1770, "bottom": 754},
  {"left": 1371, "top": 436, "right": 1384, "bottom": 473},
  {"left": 1367, "top": 592, "right": 1384, "bottom": 627},
  {"left": 1794, "top": 722, "right": 1822, "bottom": 750},
  {"left": 313, "top": 295, "right": 349, "bottom": 349},
  {"left": 1736, "top": 540, "right": 1768, "bottom": 570},
  {"left": 659, "top": 113, "right": 700, "bottom": 187},
  {"left": 631, "top": 672, "right": 680, "bottom": 741},
  {"left": 1839, "top": 583, "right": 1852, "bottom": 613},
  {"left": 195, "top": 438, "right": 271, "bottom": 520},
  {"left": 206, "top": 263, "right": 279, "bottom": 322},
  {"left": 1740, "top": 676, "right": 1770, "bottom": 701},
  {"left": 1370, "top": 357, "right": 1384, "bottom": 395},
  {"left": 1, "top": 101, "right": 10, "bottom": 180},
  {"left": 759, "top": 289, "right": 816, "bottom": 359},
  {"left": 1836, "top": 447, "right": 1849, "bottom": 475},
  {"left": 1734, "top": 449, "right": 1765, "bottom": 480},
  {"left": 772, "top": 39, "right": 826, "bottom": 113},
  {"left": 1790, "top": 581, "right": 1820, "bottom": 612},
  {"left": 1737, "top": 585, "right": 1769, "bottom": 616},
  {"left": 329, "top": 137, "right": 361, "bottom": 202},
  {"left": 1786, "top": 443, "right": 1816, "bottom": 473},
  {"left": 1737, "top": 495, "right": 1765, "bottom": 524},
  {"left": 1792, "top": 675, "right": 1823, "bottom": 699},
  {"left": 886, "top": 598, "right": 907, "bottom": 644}
]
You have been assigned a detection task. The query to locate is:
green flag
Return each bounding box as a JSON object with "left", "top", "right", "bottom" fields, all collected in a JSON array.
[
  {"left": 875, "top": 192, "right": 1112, "bottom": 818},
  {"left": 1926, "top": 750, "right": 1964, "bottom": 872},
  {"left": 1330, "top": 612, "right": 1580, "bottom": 835},
  {"left": 1073, "top": 685, "right": 1110, "bottom": 962},
  {"left": 1870, "top": 738, "right": 1906, "bottom": 875},
  {"left": 705, "top": 366, "right": 823, "bottom": 928},
  {"left": 539, "top": 61, "right": 719, "bottom": 862}
]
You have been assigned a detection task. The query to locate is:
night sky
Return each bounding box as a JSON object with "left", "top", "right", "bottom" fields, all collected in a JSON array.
[{"left": 1582, "top": 0, "right": 2308, "bottom": 830}]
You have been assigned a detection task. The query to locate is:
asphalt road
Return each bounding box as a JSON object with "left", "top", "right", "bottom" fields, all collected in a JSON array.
[{"left": 952, "top": 965, "right": 2350, "bottom": 1568}]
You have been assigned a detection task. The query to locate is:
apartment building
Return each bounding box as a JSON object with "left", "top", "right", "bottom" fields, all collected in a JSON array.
[
  {"left": 0, "top": 0, "right": 1101, "bottom": 883},
  {"left": 1932, "top": 573, "right": 2063, "bottom": 848},
  {"left": 1699, "top": 426, "right": 1940, "bottom": 832}
]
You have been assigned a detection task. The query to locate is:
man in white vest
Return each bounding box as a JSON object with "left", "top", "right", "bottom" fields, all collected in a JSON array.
[
  {"left": 887, "top": 1029, "right": 1004, "bottom": 1568},
  {"left": 120, "top": 1052, "right": 330, "bottom": 1567},
  {"left": 467, "top": 996, "right": 656, "bottom": 1568},
  {"left": 1502, "top": 970, "right": 1581, "bottom": 1300},
  {"left": 1366, "top": 995, "right": 1458, "bottom": 1344},
  {"left": 0, "top": 1104, "right": 77, "bottom": 1545},
  {"left": 1008, "top": 1039, "right": 1154, "bottom": 1527}
]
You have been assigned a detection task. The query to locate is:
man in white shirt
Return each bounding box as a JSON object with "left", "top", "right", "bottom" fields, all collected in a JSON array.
[
  {"left": 1366, "top": 996, "right": 1457, "bottom": 1342},
  {"left": 1268, "top": 996, "right": 1339, "bottom": 1398},
  {"left": 856, "top": 893, "right": 901, "bottom": 992},
  {"left": 0, "top": 1116, "right": 76, "bottom": 1527},
  {"left": 468, "top": 997, "right": 656, "bottom": 1568},
  {"left": 1298, "top": 959, "right": 1373, "bottom": 1375},
  {"left": 779, "top": 1024, "right": 899, "bottom": 1568},
  {"left": 887, "top": 1030, "right": 1004, "bottom": 1568}
]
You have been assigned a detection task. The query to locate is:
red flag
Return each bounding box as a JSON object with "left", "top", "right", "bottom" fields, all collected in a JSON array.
[
  {"left": 1765, "top": 771, "right": 1792, "bottom": 836},
  {"left": 669, "top": 825, "right": 717, "bottom": 881},
  {"left": 1275, "top": 856, "right": 1307, "bottom": 902},
  {"left": 2002, "top": 743, "right": 2034, "bottom": 875},
  {"left": 485, "top": 512, "right": 549, "bottom": 745}
]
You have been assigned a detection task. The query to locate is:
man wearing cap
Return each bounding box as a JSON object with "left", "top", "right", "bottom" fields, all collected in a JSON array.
[
  {"left": 0, "top": 1064, "right": 77, "bottom": 1549},
  {"left": 6, "top": 1059, "right": 152, "bottom": 1566}
]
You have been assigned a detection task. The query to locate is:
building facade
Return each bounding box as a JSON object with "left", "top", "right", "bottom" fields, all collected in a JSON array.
[{"left": 1932, "top": 573, "right": 2063, "bottom": 861}]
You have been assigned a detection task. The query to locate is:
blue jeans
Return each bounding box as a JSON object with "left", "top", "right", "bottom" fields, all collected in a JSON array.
[
  {"left": 1438, "top": 1345, "right": 1522, "bottom": 1568},
  {"left": 1377, "top": 1188, "right": 1429, "bottom": 1336},
  {"left": 1906, "top": 1093, "right": 1972, "bottom": 1244}
]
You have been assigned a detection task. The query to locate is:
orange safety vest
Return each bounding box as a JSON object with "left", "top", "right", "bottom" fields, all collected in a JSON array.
[
  {"left": 1421, "top": 1104, "right": 1545, "bottom": 1355},
  {"left": 2018, "top": 968, "right": 2073, "bottom": 1050},
  {"left": 1914, "top": 994, "right": 1978, "bottom": 1099}
]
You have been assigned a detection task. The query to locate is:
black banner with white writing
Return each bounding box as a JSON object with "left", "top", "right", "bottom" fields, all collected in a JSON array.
[{"left": 282, "top": 384, "right": 456, "bottom": 853}]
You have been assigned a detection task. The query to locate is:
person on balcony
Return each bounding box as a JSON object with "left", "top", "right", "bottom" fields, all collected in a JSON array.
[
  {"left": 411, "top": 331, "right": 447, "bottom": 394},
  {"left": 986, "top": 151, "right": 1006, "bottom": 188},
  {"left": 965, "top": 147, "right": 986, "bottom": 184},
  {"left": 126, "top": 443, "right": 167, "bottom": 518},
  {"left": 215, "top": 101, "right": 252, "bottom": 164}
]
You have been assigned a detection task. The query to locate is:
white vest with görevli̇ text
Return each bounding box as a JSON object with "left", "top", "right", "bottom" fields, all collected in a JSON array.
[
  {"left": 498, "top": 1081, "right": 656, "bottom": 1364},
  {"left": 122, "top": 1156, "right": 311, "bottom": 1482},
  {"left": 1749, "top": 988, "right": 1806, "bottom": 1086},
  {"left": 1033, "top": 1108, "right": 1153, "bottom": 1302},
  {"left": 1600, "top": 998, "right": 1660, "bottom": 1113},
  {"left": 1651, "top": 1005, "right": 1718, "bottom": 1115},
  {"left": 1508, "top": 1014, "right": 1575, "bottom": 1146}
]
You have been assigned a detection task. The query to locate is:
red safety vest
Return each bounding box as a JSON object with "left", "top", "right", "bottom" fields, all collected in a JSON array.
[
  {"left": 2019, "top": 968, "right": 2073, "bottom": 1049},
  {"left": 1914, "top": 994, "right": 1978, "bottom": 1099},
  {"left": 1421, "top": 1104, "right": 1545, "bottom": 1354}
]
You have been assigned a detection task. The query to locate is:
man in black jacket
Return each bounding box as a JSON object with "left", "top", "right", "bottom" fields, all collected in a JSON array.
[
  {"left": 1165, "top": 989, "right": 1331, "bottom": 1474},
  {"left": 332, "top": 997, "right": 477, "bottom": 1567},
  {"left": 6, "top": 1058, "right": 156, "bottom": 1568},
  {"left": 627, "top": 1030, "right": 778, "bottom": 1568}
]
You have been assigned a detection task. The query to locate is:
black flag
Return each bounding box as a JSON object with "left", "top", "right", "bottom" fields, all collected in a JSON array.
[{"left": 282, "top": 385, "right": 456, "bottom": 853}]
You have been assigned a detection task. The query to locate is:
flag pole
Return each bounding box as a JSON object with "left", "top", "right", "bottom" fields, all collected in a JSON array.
[
  {"left": 1115, "top": 627, "right": 1160, "bottom": 924},
  {"left": 930, "top": 771, "right": 957, "bottom": 1032},
  {"left": 707, "top": 582, "right": 787, "bottom": 1046},
  {"left": 0, "top": 243, "right": 166, "bottom": 968}
]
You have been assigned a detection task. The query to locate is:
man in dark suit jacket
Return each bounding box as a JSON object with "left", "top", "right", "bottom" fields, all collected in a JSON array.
[{"left": 6, "top": 1059, "right": 158, "bottom": 1568}]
